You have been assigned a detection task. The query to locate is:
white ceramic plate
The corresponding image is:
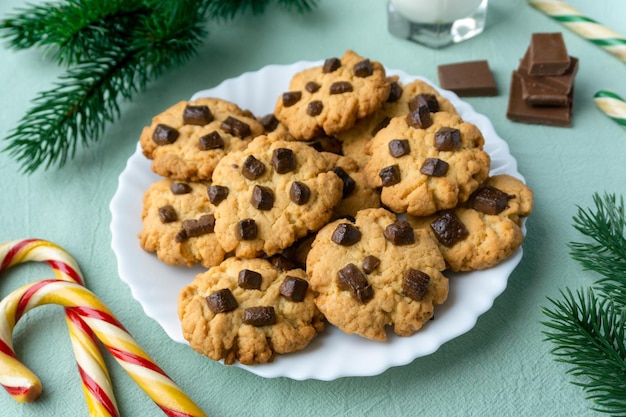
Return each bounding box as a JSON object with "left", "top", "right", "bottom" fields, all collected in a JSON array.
[{"left": 110, "top": 61, "right": 525, "bottom": 381}]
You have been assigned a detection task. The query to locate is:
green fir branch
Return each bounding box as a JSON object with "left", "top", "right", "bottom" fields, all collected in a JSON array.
[
  {"left": 542, "top": 288, "right": 626, "bottom": 416},
  {"left": 543, "top": 192, "right": 626, "bottom": 416},
  {"left": 0, "top": 0, "right": 316, "bottom": 173}
]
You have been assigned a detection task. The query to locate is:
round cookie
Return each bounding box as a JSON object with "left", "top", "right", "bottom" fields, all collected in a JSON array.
[
  {"left": 211, "top": 134, "right": 344, "bottom": 258},
  {"left": 364, "top": 111, "right": 491, "bottom": 217},
  {"left": 408, "top": 174, "right": 534, "bottom": 271},
  {"left": 306, "top": 208, "right": 449, "bottom": 341},
  {"left": 178, "top": 257, "right": 325, "bottom": 365},
  {"left": 338, "top": 78, "right": 458, "bottom": 168},
  {"left": 138, "top": 178, "right": 226, "bottom": 268},
  {"left": 140, "top": 97, "right": 265, "bottom": 181},
  {"left": 274, "top": 50, "right": 391, "bottom": 140}
]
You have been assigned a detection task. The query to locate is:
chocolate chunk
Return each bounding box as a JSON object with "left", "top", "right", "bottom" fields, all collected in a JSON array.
[
  {"left": 434, "top": 127, "right": 461, "bottom": 151},
  {"left": 333, "top": 167, "right": 356, "bottom": 198},
  {"left": 158, "top": 205, "right": 177, "bottom": 223},
  {"left": 337, "top": 263, "right": 373, "bottom": 303},
  {"left": 206, "top": 289, "right": 238, "bottom": 314},
  {"left": 430, "top": 211, "right": 469, "bottom": 247},
  {"left": 309, "top": 136, "right": 343, "bottom": 155},
  {"left": 372, "top": 116, "right": 391, "bottom": 136},
  {"left": 198, "top": 131, "right": 224, "bottom": 150},
  {"left": 282, "top": 91, "right": 302, "bottom": 107},
  {"left": 174, "top": 229, "right": 188, "bottom": 243},
  {"left": 384, "top": 221, "right": 415, "bottom": 245},
  {"left": 236, "top": 219, "right": 257, "bottom": 240},
  {"left": 259, "top": 114, "right": 280, "bottom": 132},
  {"left": 471, "top": 186, "right": 512, "bottom": 215},
  {"left": 437, "top": 60, "right": 498, "bottom": 97},
  {"left": 152, "top": 124, "right": 179, "bottom": 145},
  {"left": 387, "top": 81, "right": 403, "bottom": 103},
  {"left": 362, "top": 255, "right": 380, "bottom": 274},
  {"left": 290, "top": 181, "right": 311, "bottom": 205},
  {"left": 323, "top": 57, "right": 341, "bottom": 73},
  {"left": 329, "top": 81, "right": 353, "bottom": 95},
  {"left": 238, "top": 269, "right": 262, "bottom": 290},
  {"left": 331, "top": 223, "right": 361, "bottom": 246},
  {"left": 403, "top": 269, "right": 430, "bottom": 301},
  {"left": 406, "top": 104, "right": 432, "bottom": 129},
  {"left": 379, "top": 165, "right": 401, "bottom": 187},
  {"left": 307, "top": 100, "right": 324, "bottom": 116},
  {"left": 506, "top": 71, "right": 572, "bottom": 127},
  {"left": 271, "top": 148, "right": 296, "bottom": 174},
  {"left": 183, "top": 105, "right": 213, "bottom": 126},
  {"left": 518, "top": 50, "right": 578, "bottom": 94},
  {"left": 305, "top": 81, "right": 321, "bottom": 93},
  {"left": 409, "top": 94, "right": 440, "bottom": 113},
  {"left": 354, "top": 59, "right": 373, "bottom": 77},
  {"left": 243, "top": 306, "right": 276, "bottom": 326},
  {"left": 251, "top": 185, "right": 274, "bottom": 211},
  {"left": 269, "top": 254, "right": 298, "bottom": 271},
  {"left": 170, "top": 182, "right": 192, "bottom": 195},
  {"left": 528, "top": 33, "right": 570, "bottom": 76},
  {"left": 279, "top": 276, "right": 309, "bottom": 302},
  {"left": 221, "top": 116, "right": 251, "bottom": 138},
  {"left": 242, "top": 155, "right": 266, "bottom": 180},
  {"left": 208, "top": 185, "right": 229, "bottom": 205},
  {"left": 420, "top": 158, "right": 449, "bottom": 177},
  {"left": 183, "top": 214, "right": 215, "bottom": 237},
  {"left": 388, "top": 139, "right": 410, "bottom": 158}
]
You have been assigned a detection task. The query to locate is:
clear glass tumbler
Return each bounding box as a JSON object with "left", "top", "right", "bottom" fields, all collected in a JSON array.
[{"left": 388, "top": 0, "right": 488, "bottom": 48}]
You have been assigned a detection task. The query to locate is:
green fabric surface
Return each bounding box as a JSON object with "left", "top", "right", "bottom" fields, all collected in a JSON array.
[{"left": 1, "top": 0, "right": 624, "bottom": 415}]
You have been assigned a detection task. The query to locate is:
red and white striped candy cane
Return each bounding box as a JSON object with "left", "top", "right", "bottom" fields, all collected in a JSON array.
[
  {"left": 0, "top": 279, "right": 208, "bottom": 417},
  {"left": 0, "top": 239, "right": 118, "bottom": 415}
]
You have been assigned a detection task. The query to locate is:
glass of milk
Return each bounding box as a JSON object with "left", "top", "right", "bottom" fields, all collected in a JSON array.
[{"left": 388, "top": 0, "right": 488, "bottom": 48}]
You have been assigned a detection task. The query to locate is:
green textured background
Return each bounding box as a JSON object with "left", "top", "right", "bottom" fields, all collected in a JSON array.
[{"left": 1, "top": 0, "right": 625, "bottom": 415}]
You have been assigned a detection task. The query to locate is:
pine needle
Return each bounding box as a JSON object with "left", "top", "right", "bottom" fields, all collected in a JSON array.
[{"left": 0, "top": 0, "right": 317, "bottom": 173}]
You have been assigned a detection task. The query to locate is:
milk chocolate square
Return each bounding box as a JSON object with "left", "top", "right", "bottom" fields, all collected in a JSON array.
[
  {"left": 437, "top": 60, "right": 497, "bottom": 97},
  {"left": 518, "top": 48, "right": 578, "bottom": 95},
  {"left": 506, "top": 71, "right": 572, "bottom": 127},
  {"left": 528, "top": 33, "right": 570, "bottom": 76}
]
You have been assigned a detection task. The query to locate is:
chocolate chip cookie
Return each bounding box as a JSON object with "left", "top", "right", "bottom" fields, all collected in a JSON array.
[
  {"left": 140, "top": 97, "right": 265, "bottom": 181},
  {"left": 306, "top": 208, "right": 449, "bottom": 341},
  {"left": 274, "top": 50, "right": 391, "bottom": 140},
  {"left": 138, "top": 178, "right": 226, "bottom": 268},
  {"left": 178, "top": 257, "right": 324, "bottom": 365},
  {"left": 364, "top": 111, "right": 490, "bottom": 216}
]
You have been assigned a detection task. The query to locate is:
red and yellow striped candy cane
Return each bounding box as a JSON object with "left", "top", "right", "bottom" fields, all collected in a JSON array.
[
  {"left": 0, "top": 279, "right": 207, "bottom": 417},
  {"left": 0, "top": 238, "right": 118, "bottom": 416}
]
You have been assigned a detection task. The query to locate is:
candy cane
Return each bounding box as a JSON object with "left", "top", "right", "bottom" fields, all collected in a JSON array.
[
  {"left": 0, "top": 279, "right": 208, "bottom": 417},
  {"left": 593, "top": 90, "right": 626, "bottom": 128},
  {"left": 0, "top": 238, "right": 118, "bottom": 416},
  {"left": 528, "top": 0, "right": 626, "bottom": 64}
]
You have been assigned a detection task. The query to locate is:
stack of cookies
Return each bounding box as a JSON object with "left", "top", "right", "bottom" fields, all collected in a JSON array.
[{"left": 137, "top": 50, "right": 534, "bottom": 365}]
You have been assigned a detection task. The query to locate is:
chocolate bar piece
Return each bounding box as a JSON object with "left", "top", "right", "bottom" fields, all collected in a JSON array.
[
  {"left": 519, "top": 49, "right": 578, "bottom": 94},
  {"left": 518, "top": 70, "right": 570, "bottom": 107},
  {"left": 506, "top": 71, "right": 572, "bottom": 127},
  {"left": 528, "top": 33, "right": 570, "bottom": 76},
  {"left": 437, "top": 60, "right": 497, "bottom": 97}
]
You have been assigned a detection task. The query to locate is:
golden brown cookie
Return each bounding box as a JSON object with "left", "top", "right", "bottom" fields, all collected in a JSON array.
[
  {"left": 306, "top": 208, "right": 449, "bottom": 341},
  {"left": 138, "top": 178, "right": 226, "bottom": 268},
  {"left": 338, "top": 78, "right": 458, "bottom": 168},
  {"left": 408, "top": 174, "right": 534, "bottom": 271},
  {"left": 274, "top": 50, "right": 391, "bottom": 140},
  {"left": 364, "top": 111, "right": 490, "bottom": 216},
  {"left": 140, "top": 97, "right": 265, "bottom": 181},
  {"left": 178, "top": 257, "right": 324, "bottom": 365},
  {"left": 211, "top": 134, "right": 344, "bottom": 258}
]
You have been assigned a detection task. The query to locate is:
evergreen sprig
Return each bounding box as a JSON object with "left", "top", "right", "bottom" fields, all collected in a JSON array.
[
  {"left": 542, "top": 192, "right": 626, "bottom": 416},
  {"left": 0, "top": 0, "right": 317, "bottom": 173}
]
